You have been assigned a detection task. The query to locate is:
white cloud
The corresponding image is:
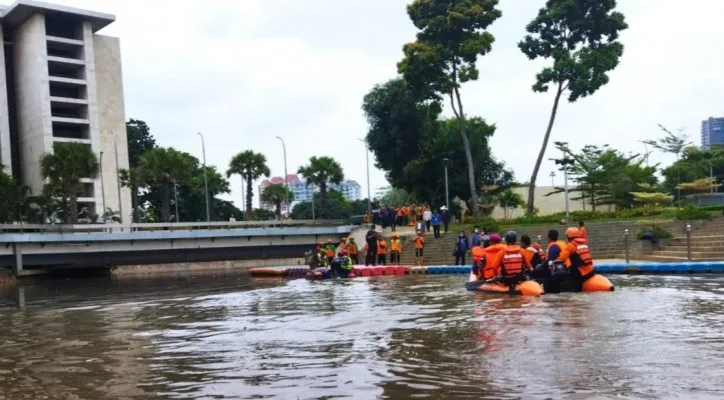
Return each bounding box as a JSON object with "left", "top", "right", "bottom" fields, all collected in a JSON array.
[{"left": 48, "top": 0, "right": 724, "bottom": 206}]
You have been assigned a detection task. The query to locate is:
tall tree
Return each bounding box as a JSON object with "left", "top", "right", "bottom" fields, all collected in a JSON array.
[
  {"left": 397, "top": 0, "right": 502, "bottom": 218},
  {"left": 363, "top": 78, "right": 439, "bottom": 183},
  {"left": 261, "top": 183, "right": 295, "bottom": 217},
  {"left": 40, "top": 142, "right": 100, "bottom": 224},
  {"left": 137, "top": 147, "right": 198, "bottom": 222},
  {"left": 118, "top": 167, "right": 143, "bottom": 222},
  {"left": 297, "top": 156, "right": 344, "bottom": 218},
  {"left": 645, "top": 124, "right": 693, "bottom": 200},
  {"left": 126, "top": 119, "right": 157, "bottom": 168},
  {"left": 519, "top": 0, "right": 628, "bottom": 215},
  {"left": 226, "top": 150, "right": 270, "bottom": 214}
]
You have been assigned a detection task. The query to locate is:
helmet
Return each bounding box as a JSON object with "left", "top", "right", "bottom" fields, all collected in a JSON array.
[
  {"left": 565, "top": 227, "right": 580, "bottom": 239},
  {"left": 504, "top": 230, "right": 517, "bottom": 244},
  {"left": 489, "top": 233, "right": 502, "bottom": 243}
]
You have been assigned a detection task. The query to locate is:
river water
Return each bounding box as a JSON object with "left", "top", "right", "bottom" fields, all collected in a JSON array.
[{"left": 0, "top": 274, "right": 722, "bottom": 399}]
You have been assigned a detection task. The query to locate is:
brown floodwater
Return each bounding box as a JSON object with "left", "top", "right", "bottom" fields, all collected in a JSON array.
[{"left": 0, "top": 274, "right": 722, "bottom": 399}]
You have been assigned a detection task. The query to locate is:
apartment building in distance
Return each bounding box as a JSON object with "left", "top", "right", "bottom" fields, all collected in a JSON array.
[
  {"left": 701, "top": 116, "right": 724, "bottom": 150},
  {"left": 259, "top": 174, "right": 363, "bottom": 214},
  {"left": 0, "top": 0, "right": 131, "bottom": 222}
]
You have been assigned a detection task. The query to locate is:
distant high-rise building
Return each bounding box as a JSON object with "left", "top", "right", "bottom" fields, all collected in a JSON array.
[
  {"left": 258, "top": 175, "right": 362, "bottom": 213},
  {"left": 701, "top": 117, "right": 724, "bottom": 149}
]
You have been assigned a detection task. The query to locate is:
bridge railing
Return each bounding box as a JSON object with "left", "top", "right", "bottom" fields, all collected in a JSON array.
[{"left": 0, "top": 219, "right": 352, "bottom": 234}]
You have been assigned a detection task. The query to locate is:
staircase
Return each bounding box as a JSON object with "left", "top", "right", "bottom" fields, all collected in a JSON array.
[{"left": 640, "top": 217, "right": 724, "bottom": 262}]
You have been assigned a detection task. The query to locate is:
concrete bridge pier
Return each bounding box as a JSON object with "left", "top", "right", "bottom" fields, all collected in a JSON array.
[{"left": 12, "top": 244, "right": 22, "bottom": 276}]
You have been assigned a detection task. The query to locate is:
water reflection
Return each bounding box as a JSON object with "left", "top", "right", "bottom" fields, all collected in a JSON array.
[{"left": 0, "top": 274, "right": 721, "bottom": 399}]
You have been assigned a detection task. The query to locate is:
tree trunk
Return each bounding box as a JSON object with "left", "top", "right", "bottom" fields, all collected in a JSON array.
[
  {"left": 275, "top": 200, "right": 281, "bottom": 217},
  {"left": 160, "top": 185, "right": 171, "bottom": 222},
  {"left": 131, "top": 184, "right": 139, "bottom": 222},
  {"left": 526, "top": 82, "right": 564, "bottom": 216},
  {"left": 453, "top": 87, "right": 480, "bottom": 219},
  {"left": 67, "top": 187, "right": 78, "bottom": 224},
  {"left": 245, "top": 175, "right": 253, "bottom": 216},
  {"left": 320, "top": 183, "right": 327, "bottom": 219}
]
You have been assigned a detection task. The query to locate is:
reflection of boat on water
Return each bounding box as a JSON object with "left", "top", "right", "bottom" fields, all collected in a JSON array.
[{"left": 537, "top": 272, "right": 614, "bottom": 294}]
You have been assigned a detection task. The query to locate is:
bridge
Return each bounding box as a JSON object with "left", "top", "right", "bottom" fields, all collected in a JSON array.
[{"left": 0, "top": 220, "right": 354, "bottom": 276}]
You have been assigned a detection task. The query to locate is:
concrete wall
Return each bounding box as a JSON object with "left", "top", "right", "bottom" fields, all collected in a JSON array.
[
  {"left": 13, "top": 13, "right": 52, "bottom": 194},
  {"left": 0, "top": 26, "right": 12, "bottom": 173},
  {"left": 490, "top": 186, "right": 611, "bottom": 219},
  {"left": 93, "top": 34, "right": 131, "bottom": 223},
  {"left": 80, "top": 21, "right": 102, "bottom": 212}
]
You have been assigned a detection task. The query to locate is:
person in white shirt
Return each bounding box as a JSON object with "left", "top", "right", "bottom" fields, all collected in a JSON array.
[{"left": 423, "top": 207, "right": 432, "bottom": 232}]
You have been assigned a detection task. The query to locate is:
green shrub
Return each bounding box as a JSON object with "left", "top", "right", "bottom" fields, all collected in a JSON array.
[
  {"left": 461, "top": 216, "right": 500, "bottom": 233},
  {"left": 636, "top": 225, "right": 673, "bottom": 240},
  {"left": 674, "top": 205, "right": 710, "bottom": 221}
]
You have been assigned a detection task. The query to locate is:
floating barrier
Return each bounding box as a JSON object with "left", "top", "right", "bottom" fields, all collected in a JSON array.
[{"left": 249, "top": 261, "right": 724, "bottom": 279}]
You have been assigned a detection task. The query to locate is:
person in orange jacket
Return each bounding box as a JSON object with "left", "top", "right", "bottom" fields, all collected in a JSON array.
[
  {"left": 556, "top": 227, "right": 596, "bottom": 289},
  {"left": 377, "top": 238, "right": 388, "bottom": 266},
  {"left": 414, "top": 230, "right": 425, "bottom": 266},
  {"left": 389, "top": 233, "right": 402, "bottom": 265},
  {"left": 470, "top": 233, "right": 506, "bottom": 281},
  {"left": 578, "top": 221, "right": 587, "bottom": 240},
  {"left": 493, "top": 231, "right": 532, "bottom": 284},
  {"left": 521, "top": 234, "right": 545, "bottom": 267},
  {"left": 346, "top": 238, "right": 359, "bottom": 265}
]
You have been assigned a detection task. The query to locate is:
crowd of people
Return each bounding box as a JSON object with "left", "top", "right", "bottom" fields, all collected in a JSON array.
[
  {"left": 364, "top": 203, "right": 452, "bottom": 237},
  {"left": 467, "top": 221, "right": 593, "bottom": 290}
]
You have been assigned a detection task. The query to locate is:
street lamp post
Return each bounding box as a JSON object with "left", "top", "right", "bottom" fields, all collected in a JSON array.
[
  {"left": 173, "top": 180, "right": 180, "bottom": 222},
  {"left": 197, "top": 132, "right": 210, "bottom": 223},
  {"left": 552, "top": 156, "right": 574, "bottom": 222},
  {"left": 549, "top": 171, "right": 556, "bottom": 187},
  {"left": 275, "top": 136, "right": 290, "bottom": 214},
  {"left": 443, "top": 158, "right": 450, "bottom": 211},
  {"left": 359, "top": 138, "right": 371, "bottom": 215},
  {"left": 99, "top": 151, "right": 106, "bottom": 220},
  {"left": 308, "top": 182, "right": 315, "bottom": 221}
]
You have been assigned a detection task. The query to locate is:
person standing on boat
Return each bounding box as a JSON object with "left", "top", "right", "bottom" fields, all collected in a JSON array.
[{"left": 346, "top": 238, "right": 359, "bottom": 265}]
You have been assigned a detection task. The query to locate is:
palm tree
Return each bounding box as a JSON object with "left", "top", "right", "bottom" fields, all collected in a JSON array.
[
  {"left": 40, "top": 142, "right": 100, "bottom": 224},
  {"left": 226, "top": 150, "right": 270, "bottom": 214},
  {"left": 297, "top": 156, "right": 344, "bottom": 218},
  {"left": 137, "top": 147, "right": 198, "bottom": 222},
  {"left": 261, "top": 183, "right": 295, "bottom": 217}
]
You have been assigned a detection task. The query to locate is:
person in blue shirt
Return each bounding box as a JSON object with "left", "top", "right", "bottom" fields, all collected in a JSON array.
[
  {"left": 454, "top": 231, "right": 470, "bottom": 265},
  {"left": 431, "top": 211, "right": 442, "bottom": 238},
  {"left": 531, "top": 229, "right": 565, "bottom": 279}
]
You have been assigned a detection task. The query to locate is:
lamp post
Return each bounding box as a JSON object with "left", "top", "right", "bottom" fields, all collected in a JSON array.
[
  {"left": 99, "top": 151, "right": 106, "bottom": 220},
  {"left": 624, "top": 228, "right": 630, "bottom": 263},
  {"left": 443, "top": 157, "right": 450, "bottom": 211},
  {"left": 308, "top": 182, "right": 315, "bottom": 221},
  {"left": 275, "top": 136, "right": 290, "bottom": 214},
  {"left": 549, "top": 171, "right": 556, "bottom": 187},
  {"left": 359, "top": 138, "right": 371, "bottom": 215},
  {"left": 686, "top": 224, "right": 692, "bottom": 261},
  {"left": 552, "top": 156, "right": 574, "bottom": 222},
  {"left": 196, "top": 132, "right": 210, "bottom": 223}
]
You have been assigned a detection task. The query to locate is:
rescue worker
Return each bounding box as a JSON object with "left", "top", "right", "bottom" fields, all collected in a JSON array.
[
  {"left": 330, "top": 250, "right": 353, "bottom": 278},
  {"left": 377, "top": 237, "right": 388, "bottom": 266},
  {"left": 521, "top": 234, "right": 545, "bottom": 267},
  {"left": 414, "top": 230, "right": 425, "bottom": 266},
  {"left": 389, "top": 233, "right": 402, "bottom": 265},
  {"left": 323, "top": 239, "right": 337, "bottom": 265},
  {"left": 472, "top": 233, "right": 505, "bottom": 281},
  {"left": 314, "top": 244, "right": 328, "bottom": 268},
  {"left": 556, "top": 227, "right": 596, "bottom": 290},
  {"left": 494, "top": 231, "right": 532, "bottom": 285},
  {"left": 529, "top": 229, "right": 567, "bottom": 279},
  {"left": 346, "top": 237, "right": 359, "bottom": 265}
]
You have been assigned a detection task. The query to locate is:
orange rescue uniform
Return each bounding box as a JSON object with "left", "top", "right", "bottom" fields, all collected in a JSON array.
[
  {"left": 477, "top": 243, "right": 505, "bottom": 280},
  {"left": 495, "top": 245, "right": 532, "bottom": 279},
  {"left": 556, "top": 238, "right": 595, "bottom": 278}
]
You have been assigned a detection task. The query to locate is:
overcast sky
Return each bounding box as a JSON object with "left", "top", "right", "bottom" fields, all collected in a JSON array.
[{"left": 51, "top": 0, "right": 724, "bottom": 206}]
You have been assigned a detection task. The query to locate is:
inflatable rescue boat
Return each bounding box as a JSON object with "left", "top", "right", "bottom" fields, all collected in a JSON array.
[{"left": 465, "top": 279, "right": 545, "bottom": 296}]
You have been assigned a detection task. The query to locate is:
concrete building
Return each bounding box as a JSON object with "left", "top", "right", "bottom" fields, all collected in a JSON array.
[
  {"left": 259, "top": 174, "right": 363, "bottom": 213},
  {"left": 0, "top": 0, "right": 131, "bottom": 222},
  {"left": 701, "top": 117, "right": 724, "bottom": 150}
]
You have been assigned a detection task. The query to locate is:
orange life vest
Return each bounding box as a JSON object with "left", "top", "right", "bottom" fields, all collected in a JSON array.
[
  {"left": 377, "top": 240, "right": 388, "bottom": 255},
  {"left": 481, "top": 243, "right": 505, "bottom": 280},
  {"left": 569, "top": 238, "right": 595, "bottom": 277},
  {"left": 346, "top": 243, "right": 358, "bottom": 255},
  {"left": 499, "top": 245, "right": 526, "bottom": 278},
  {"left": 390, "top": 239, "right": 401, "bottom": 252},
  {"left": 527, "top": 244, "right": 545, "bottom": 260}
]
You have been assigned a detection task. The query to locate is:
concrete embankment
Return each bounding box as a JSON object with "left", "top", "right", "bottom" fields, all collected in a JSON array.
[{"left": 113, "top": 257, "right": 305, "bottom": 277}]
